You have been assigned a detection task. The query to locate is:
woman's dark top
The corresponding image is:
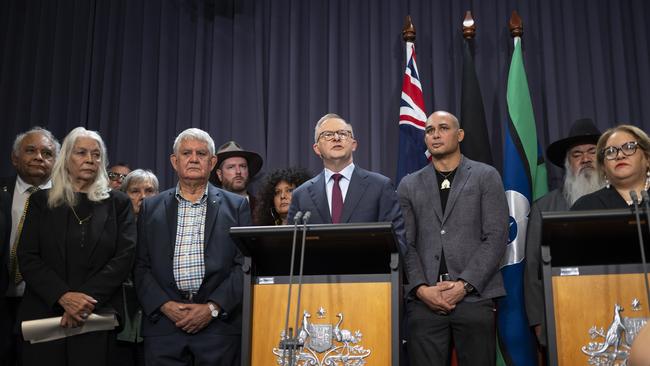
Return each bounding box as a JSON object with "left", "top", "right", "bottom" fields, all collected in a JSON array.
[{"left": 571, "top": 186, "right": 642, "bottom": 210}]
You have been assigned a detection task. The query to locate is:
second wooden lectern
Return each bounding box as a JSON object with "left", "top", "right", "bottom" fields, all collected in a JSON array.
[
  {"left": 230, "top": 222, "right": 402, "bottom": 366},
  {"left": 542, "top": 209, "right": 650, "bottom": 366}
]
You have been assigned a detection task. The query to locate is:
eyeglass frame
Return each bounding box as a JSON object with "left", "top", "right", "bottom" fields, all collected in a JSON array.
[
  {"left": 108, "top": 172, "right": 128, "bottom": 181},
  {"left": 601, "top": 141, "right": 640, "bottom": 161},
  {"left": 317, "top": 129, "right": 354, "bottom": 142}
]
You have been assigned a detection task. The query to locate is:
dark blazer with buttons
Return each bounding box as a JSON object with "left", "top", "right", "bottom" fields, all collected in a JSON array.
[
  {"left": 134, "top": 183, "right": 250, "bottom": 336},
  {"left": 17, "top": 189, "right": 136, "bottom": 322},
  {"left": 287, "top": 166, "right": 407, "bottom": 254},
  {"left": 397, "top": 156, "right": 509, "bottom": 300}
]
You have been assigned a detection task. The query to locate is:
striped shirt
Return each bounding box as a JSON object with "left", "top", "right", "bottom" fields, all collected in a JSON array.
[{"left": 173, "top": 185, "right": 208, "bottom": 294}]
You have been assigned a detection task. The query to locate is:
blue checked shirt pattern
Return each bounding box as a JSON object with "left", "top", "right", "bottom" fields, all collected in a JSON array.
[{"left": 173, "top": 185, "right": 208, "bottom": 294}]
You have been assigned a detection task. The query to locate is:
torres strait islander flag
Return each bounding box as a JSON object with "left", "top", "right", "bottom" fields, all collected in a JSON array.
[
  {"left": 497, "top": 36, "right": 548, "bottom": 366},
  {"left": 396, "top": 41, "right": 429, "bottom": 185}
]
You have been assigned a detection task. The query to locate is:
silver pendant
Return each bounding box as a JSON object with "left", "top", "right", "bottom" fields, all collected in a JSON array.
[{"left": 440, "top": 179, "right": 451, "bottom": 189}]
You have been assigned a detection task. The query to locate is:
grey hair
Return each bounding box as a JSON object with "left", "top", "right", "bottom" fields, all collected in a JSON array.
[
  {"left": 313, "top": 113, "right": 355, "bottom": 143},
  {"left": 12, "top": 127, "right": 61, "bottom": 156},
  {"left": 120, "top": 169, "right": 160, "bottom": 193},
  {"left": 48, "top": 127, "right": 110, "bottom": 208},
  {"left": 173, "top": 128, "right": 216, "bottom": 155}
]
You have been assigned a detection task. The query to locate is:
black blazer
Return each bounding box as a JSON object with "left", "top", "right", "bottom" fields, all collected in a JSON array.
[
  {"left": 0, "top": 190, "right": 11, "bottom": 295},
  {"left": 17, "top": 189, "right": 136, "bottom": 322},
  {"left": 571, "top": 187, "right": 635, "bottom": 210},
  {"left": 134, "top": 184, "right": 250, "bottom": 336}
]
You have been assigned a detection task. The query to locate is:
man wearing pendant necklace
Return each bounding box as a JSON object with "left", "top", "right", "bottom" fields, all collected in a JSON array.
[{"left": 397, "top": 110, "right": 509, "bottom": 365}]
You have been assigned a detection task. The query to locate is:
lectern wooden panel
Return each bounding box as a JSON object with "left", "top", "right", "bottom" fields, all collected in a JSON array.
[
  {"left": 231, "top": 223, "right": 402, "bottom": 366},
  {"left": 250, "top": 282, "right": 391, "bottom": 365},
  {"left": 542, "top": 209, "right": 650, "bottom": 366}
]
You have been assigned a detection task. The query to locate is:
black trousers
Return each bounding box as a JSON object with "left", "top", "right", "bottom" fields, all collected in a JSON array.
[
  {"left": 144, "top": 331, "right": 241, "bottom": 366},
  {"left": 406, "top": 298, "right": 496, "bottom": 366},
  {"left": 0, "top": 296, "right": 22, "bottom": 366},
  {"left": 22, "top": 330, "right": 117, "bottom": 366}
]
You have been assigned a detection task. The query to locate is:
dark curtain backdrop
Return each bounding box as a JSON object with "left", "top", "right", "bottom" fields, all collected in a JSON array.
[{"left": 1, "top": 0, "right": 650, "bottom": 189}]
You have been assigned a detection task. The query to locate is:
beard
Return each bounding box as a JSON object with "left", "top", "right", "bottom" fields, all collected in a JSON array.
[
  {"left": 221, "top": 176, "right": 249, "bottom": 194},
  {"left": 563, "top": 164, "right": 603, "bottom": 206}
]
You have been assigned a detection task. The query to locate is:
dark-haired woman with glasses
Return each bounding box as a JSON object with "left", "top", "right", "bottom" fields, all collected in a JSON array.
[{"left": 572, "top": 124, "right": 650, "bottom": 209}]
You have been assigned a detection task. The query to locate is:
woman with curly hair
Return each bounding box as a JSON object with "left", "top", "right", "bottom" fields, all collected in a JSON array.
[{"left": 254, "top": 167, "right": 311, "bottom": 225}]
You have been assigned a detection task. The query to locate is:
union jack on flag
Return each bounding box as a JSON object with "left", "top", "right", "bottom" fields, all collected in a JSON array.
[{"left": 396, "top": 41, "right": 429, "bottom": 184}]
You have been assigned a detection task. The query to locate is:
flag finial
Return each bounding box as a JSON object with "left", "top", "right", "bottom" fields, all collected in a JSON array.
[
  {"left": 462, "top": 11, "right": 476, "bottom": 40},
  {"left": 402, "top": 15, "right": 416, "bottom": 42},
  {"left": 509, "top": 10, "right": 523, "bottom": 38}
]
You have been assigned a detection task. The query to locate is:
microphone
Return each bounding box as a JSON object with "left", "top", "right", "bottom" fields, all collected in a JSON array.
[
  {"left": 630, "top": 191, "right": 650, "bottom": 307},
  {"left": 281, "top": 211, "right": 303, "bottom": 365},
  {"left": 292, "top": 211, "right": 311, "bottom": 354}
]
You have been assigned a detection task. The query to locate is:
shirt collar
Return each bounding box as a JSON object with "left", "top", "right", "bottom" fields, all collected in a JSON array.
[
  {"left": 324, "top": 162, "right": 355, "bottom": 183},
  {"left": 15, "top": 175, "right": 51, "bottom": 193},
  {"left": 175, "top": 183, "right": 209, "bottom": 204}
]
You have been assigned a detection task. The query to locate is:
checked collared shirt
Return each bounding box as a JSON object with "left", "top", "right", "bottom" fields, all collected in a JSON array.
[{"left": 172, "top": 185, "right": 208, "bottom": 295}]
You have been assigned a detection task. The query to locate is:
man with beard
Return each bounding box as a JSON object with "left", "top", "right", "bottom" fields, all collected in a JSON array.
[
  {"left": 1, "top": 127, "right": 60, "bottom": 366},
  {"left": 210, "top": 141, "right": 263, "bottom": 214},
  {"left": 524, "top": 118, "right": 602, "bottom": 349}
]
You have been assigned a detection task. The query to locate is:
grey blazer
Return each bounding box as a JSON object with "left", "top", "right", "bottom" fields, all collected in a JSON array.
[{"left": 397, "top": 156, "right": 509, "bottom": 301}]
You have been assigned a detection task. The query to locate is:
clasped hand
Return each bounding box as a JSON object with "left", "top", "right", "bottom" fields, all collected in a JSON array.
[
  {"left": 161, "top": 301, "right": 215, "bottom": 334},
  {"left": 416, "top": 281, "right": 466, "bottom": 315},
  {"left": 58, "top": 292, "right": 97, "bottom": 328}
]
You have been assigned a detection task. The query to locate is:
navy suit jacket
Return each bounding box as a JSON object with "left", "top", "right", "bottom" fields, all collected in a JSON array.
[
  {"left": 287, "top": 166, "right": 406, "bottom": 254},
  {"left": 134, "top": 183, "right": 250, "bottom": 336}
]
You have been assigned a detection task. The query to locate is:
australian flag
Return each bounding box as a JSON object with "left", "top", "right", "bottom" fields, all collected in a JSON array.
[{"left": 396, "top": 41, "right": 429, "bottom": 185}]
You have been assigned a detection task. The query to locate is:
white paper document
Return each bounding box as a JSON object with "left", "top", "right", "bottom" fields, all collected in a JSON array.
[{"left": 22, "top": 313, "right": 118, "bottom": 344}]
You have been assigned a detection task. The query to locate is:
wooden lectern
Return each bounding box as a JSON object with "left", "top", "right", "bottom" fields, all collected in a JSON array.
[
  {"left": 230, "top": 222, "right": 402, "bottom": 366},
  {"left": 542, "top": 209, "right": 650, "bottom": 366}
]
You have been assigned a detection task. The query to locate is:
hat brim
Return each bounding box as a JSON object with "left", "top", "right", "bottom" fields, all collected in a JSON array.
[
  {"left": 546, "top": 134, "right": 600, "bottom": 167},
  {"left": 216, "top": 151, "right": 263, "bottom": 178}
]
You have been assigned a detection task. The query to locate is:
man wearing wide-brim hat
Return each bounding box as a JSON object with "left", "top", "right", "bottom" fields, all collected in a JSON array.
[
  {"left": 209, "top": 141, "right": 263, "bottom": 212},
  {"left": 524, "top": 118, "right": 603, "bottom": 349}
]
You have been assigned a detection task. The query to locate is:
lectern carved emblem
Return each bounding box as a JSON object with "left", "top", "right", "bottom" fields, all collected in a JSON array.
[
  {"left": 272, "top": 309, "right": 371, "bottom": 366},
  {"left": 581, "top": 303, "right": 648, "bottom": 366}
]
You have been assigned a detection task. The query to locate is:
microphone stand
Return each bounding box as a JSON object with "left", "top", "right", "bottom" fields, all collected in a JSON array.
[
  {"left": 638, "top": 191, "right": 650, "bottom": 306},
  {"left": 280, "top": 211, "right": 303, "bottom": 366},
  {"left": 630, "top": 191, "right": 650, "bottom": 307},
  {"left": 292, "top": 211, "right": 311, "bottom": 358}
]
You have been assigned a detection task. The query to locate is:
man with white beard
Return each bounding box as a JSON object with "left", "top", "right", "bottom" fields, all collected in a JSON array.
[{"left": 524, "top": 118, "right": 602, "bottom": 349}]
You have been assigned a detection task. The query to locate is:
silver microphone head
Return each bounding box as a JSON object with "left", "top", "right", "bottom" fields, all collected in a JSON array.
[
  {"left": 642, "top": 190, "right": 650, "bottom": 202},
  {"left": 294, "top": 211, "right": 304, "bottom": 223},
  {"left": 302, "top": 211, "right": 311, "bottom": 223},
  {"left": 630, "top": 190, "right": 639, "bottom": 204}
]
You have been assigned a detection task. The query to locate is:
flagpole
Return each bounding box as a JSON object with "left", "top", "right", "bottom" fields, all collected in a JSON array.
[
  {"left": 462, "top": 11, "right": 476, "bottom": 40},
  {"left": 402, "top": 15, "right": 416, "bottom": 43}
]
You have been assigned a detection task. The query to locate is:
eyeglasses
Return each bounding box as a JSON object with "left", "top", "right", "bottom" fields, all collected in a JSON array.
[
  {"left": 602, "top": 141, "right": 640, "bottom": 161},
  {"left": 108, "top": 172, "right": 127, "bottom": 181},
  {"left": 318, "top": 130, "right": 353, "bottom": 141}
]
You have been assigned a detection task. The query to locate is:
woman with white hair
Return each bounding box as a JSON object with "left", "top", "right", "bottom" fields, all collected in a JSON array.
[{"left": 17, "top": 127, "right": 136, "bottom": 366}]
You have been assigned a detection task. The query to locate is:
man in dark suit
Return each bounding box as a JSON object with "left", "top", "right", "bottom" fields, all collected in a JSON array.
[
  {"left": 134, "top": 128, "right": 250, "bottom": 365},
  {"left": 397, "top": 111, "right": 509, "bottom": 366},
  {"left": 1, "top": 127, "right": 59, "bottom": 366},
  {"left": 287, "top": 113, "right": 405, "bottom": 251}
]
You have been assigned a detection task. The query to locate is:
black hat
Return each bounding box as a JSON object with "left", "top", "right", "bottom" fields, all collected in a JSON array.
[
  {"left": 215, "top": 141, "right": 263, "bottom": 178},
  {"left": 546, "top": 118, "right": 601, "bottom": 167}
]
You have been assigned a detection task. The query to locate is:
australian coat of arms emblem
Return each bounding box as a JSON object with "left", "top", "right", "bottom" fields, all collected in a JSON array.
[
  {"left": 581, "top": 301, "right": 648, "bottom": 366},
  {"left": 272, "top": 308, "right": 371, "bottom": 366}
]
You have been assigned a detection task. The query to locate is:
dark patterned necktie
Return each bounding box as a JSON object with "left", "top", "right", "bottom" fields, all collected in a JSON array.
[{"left": 331, "top": 174, "right": 343, "bottom": 223}]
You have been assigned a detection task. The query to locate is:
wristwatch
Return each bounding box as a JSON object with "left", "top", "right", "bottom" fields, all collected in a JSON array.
[
  {"left": 207, "top": 302, "right": 220, "bottom": 318},
  {"left": 461, "top": 280, "right": 475, "bottom": 294}
]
